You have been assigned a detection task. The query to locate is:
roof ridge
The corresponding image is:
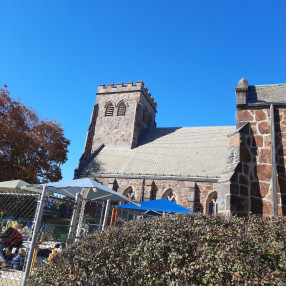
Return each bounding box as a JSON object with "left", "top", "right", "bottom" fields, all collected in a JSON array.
[
  {"left": 152, "top": 125, "right": 235, "bottom": 129},
  {"left": 249, "top": 83, "right": 286, "bottom": 87}
]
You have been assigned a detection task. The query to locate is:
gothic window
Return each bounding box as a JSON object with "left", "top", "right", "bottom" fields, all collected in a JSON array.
[
  {"left": 206, "top": 192, "right": 218, "bottom": 215},
  {"left": 105, "top": 102, "right": 114, "bottom": 116},
  {"left": 162, "top": 188, "right": 176, "bottom": 203},
  {"left": 150, "top": 183, "right": 157, "bottom": 200},
  {"left": 123, "top": 187, "right": 135, "bottom": 200},
  {"left": 147, "top": 115, "right": 152, "bottom": 128},
  {"left": 117, "top": 101, "right": 126, "bottom": 116},
  {"left": 143, "top": 108, "right": 147, "bottom": 123}
]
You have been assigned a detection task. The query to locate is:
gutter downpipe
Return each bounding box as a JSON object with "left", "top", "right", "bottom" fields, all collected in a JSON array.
[{"left": 270, "top": 104, "right": 278, "bottom": 216}]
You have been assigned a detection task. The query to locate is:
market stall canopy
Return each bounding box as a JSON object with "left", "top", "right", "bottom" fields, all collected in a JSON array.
[
  {"left": 0, "top": 180, "right": 41, "bottom": 194},
  {"left": 0, "top": 179, "right": 28, "bottom": 190},
  {"left": 116, "top": 199, "right": 194, "bottom": 215},
  {"left": 22, "top": 178, "right": 140, "bottom": 205}
]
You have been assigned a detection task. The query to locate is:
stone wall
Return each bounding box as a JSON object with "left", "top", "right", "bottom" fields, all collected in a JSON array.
[
  {"left": 90, "top": 91, "right": 141, "bottom": 150},
  {"left": 92, "top": 176, "right": 216, "bottom": 213},
  {"left": 78, "top": 81, "right": 157, "bottom": 169},
  {"left": 218, "top": 105, "right": 286, "bottom": 216},
  {"left": 217, "top": 124, "right": 250, "bottom": 216},
  {"left": 236, "top": 107, "right": 286, "bottom": 215},
  {"left": 87, "top": 82, "right": 156, "bottom": 152}
]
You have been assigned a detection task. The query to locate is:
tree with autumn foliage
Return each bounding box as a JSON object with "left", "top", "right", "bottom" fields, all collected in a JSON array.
[{"left": 0, "top": 85, "right": 70, "bottom": 183}]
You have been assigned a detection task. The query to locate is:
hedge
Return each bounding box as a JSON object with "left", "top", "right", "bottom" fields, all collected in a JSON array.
[{"left": 28, "top": 214, "right": 286, "bottom": 285}]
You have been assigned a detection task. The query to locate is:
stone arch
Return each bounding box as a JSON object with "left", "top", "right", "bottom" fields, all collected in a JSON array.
[
  {"left": 104, "top": 101, "right": 115, "bottom": 116},
  {"left": 204, "top": 191, "right": 218, "bottom": 215},
  {"left": 117, "top": 100, "right": 127, "bottom": 116},
  {"left": 123, "top": 186, "right": 135, "bottom": 201},
  {"left": 162, "top": 188, "right": 177, "bottom": 203}
]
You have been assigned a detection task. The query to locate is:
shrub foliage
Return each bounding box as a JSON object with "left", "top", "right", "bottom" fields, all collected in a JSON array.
[{"left": 29, "top": 214, "right": 286, "bottom": 285}]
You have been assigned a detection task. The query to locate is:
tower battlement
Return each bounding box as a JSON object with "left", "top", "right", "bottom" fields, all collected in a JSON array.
[{"left": 97, "top": 81, "right": 157, "bottom": 108}]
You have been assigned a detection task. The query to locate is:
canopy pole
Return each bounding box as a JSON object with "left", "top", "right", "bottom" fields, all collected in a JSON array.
[
  {"left": 22, "top": 185, "right": 47, "bottom": 286},
  {"left": 67, "top": 193, "right": 82, "bottom": 245},
  {"left": 110, "top": 207, "right": 115, "bottom": 226},
  {"left": 102, "top": 199, "right": 110, "bottom": 231},
  {"left": 99, "top": 201, "right": 106, "bottom": 228},
  {"left": 114, "top": 207, "right": 118, "bottom": 226},
  {"left": 75, "top": 198, "right": 87, "bottom": 241}
]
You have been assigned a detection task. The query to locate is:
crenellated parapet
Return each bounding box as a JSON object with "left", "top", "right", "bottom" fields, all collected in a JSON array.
[{"left": 97, "top": 81, "right": 157, "bottom": 109}]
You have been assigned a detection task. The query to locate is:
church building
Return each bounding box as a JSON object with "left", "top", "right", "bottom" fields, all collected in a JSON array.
[{"left": 74, "top": 79, "right": 286, "bottom": 216}]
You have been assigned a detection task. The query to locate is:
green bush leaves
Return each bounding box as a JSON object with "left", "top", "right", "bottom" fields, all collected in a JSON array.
[{"left": 28, "top": 214, "right": 286, "bottom": 286}]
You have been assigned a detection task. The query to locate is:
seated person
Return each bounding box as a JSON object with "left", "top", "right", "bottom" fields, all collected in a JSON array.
[
  {"left": 1, "top": 227, "right": 23, "bottom": 254},
  {"left": 11, "top": 248, "right": 25, "bottom": 271},
  {"left": 4, "top": 249, "right": 14, "bottom": 267},
  {"left": 0, "top": 236, "right": 7, "bottom": 269}
]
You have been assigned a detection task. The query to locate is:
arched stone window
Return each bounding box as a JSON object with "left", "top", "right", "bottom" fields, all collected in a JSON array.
[
  {"left": 206, "top": 192, "right": 218, "bottom": 215},
  {"left": 105, "top": 102, "right": 114, "bottom": 116},
  {"left": 162, "top": 188, "right": 176, "bottom": 203},
  {"left": 143, "top": 108, "right": 147, "bottom": 123},
  {"left": 123, "top": 187, "right": 135, "bottom": 200},
  {"left": 147, "top": 115, "right": 152, "bottom": 128},
  {"left": 117, "top": 101, "right": 126, "bottom": 116}
]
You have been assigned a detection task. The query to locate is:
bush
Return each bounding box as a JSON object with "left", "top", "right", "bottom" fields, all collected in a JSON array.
[{"left": 28, "top": 214, "right": 286, "bottom": 285}]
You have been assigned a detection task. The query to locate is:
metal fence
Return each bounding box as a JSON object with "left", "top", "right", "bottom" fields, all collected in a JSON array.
[
  {"left": 0, "top": 188, "right": 152, "bottom": 285},
  {"left": 0, "top": 190, "right": 39, "bottom": 286}
]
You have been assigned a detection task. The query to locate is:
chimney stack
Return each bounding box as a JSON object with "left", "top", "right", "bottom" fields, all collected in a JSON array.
[{"left": 235, "top": 78, "right": 248, "bottom": 105}]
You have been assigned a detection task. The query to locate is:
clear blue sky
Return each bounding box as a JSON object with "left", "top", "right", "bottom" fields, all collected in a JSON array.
[{"left": 1, "top": 0, "right": 286, "bottom": 181}]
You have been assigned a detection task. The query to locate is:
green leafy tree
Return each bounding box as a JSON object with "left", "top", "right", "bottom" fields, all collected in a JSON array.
[{"left": 0, "top": 85, "right": 70, "bottom": 183}]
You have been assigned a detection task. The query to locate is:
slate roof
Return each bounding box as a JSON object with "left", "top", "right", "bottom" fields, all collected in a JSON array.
[
  {"left": 247, "top": 84, "right": 286, "bottom": 104},
  {"left": 79, "top": 126, "right": 235, "bottom": 179}
]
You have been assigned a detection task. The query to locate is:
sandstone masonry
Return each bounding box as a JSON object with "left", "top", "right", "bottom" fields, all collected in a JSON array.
[{"left": 75, "top": 79, "right": 286, "bottom": 216}]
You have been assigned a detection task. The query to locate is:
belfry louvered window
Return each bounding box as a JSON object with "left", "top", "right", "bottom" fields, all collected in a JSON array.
[
  {"left": 105, "top": 102, "right": 114, "bottom": 116},
  {"left": 117, "top": 101, "right": 126, "bottom": 116}
]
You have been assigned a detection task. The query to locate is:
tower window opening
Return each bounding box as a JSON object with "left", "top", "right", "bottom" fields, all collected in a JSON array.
[
  {"left": 117, "top": 101, "right": 126, "bottom": 116},
  {"left": 105, "top": 102, "right": 114, "bottom": 116}
]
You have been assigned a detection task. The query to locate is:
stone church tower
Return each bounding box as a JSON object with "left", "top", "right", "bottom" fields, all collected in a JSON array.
[
  {"left": 77, "top": 81, "right": 157, "bottom": 170},
  {"left": 75, "top": 78, "right": 286, "bottom": 216}
]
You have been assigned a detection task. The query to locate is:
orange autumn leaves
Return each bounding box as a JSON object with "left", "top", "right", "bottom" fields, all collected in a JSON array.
[{"left": 0, "top": 85, "right": 70, "bottom": 183}]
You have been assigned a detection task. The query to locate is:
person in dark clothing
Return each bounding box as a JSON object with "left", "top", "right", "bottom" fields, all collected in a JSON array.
[
  {"left": 11, "top": 248, "right": 25, "bottom": 270},
  {"left": 0, "top": 238, "right": 7, "bottom": 269},
  {"left": 4, "top": 249, "right": 14, "bottom": 267},
  {"left": 1, "top": 228, "right": 23, "bottom": 254}
]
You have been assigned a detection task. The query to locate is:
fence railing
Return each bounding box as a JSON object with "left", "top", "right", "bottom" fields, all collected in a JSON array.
[{"left": 0, "top": 189, "right": 152, "bottom": 285}]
